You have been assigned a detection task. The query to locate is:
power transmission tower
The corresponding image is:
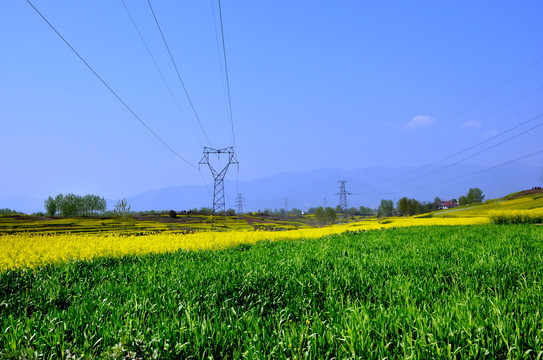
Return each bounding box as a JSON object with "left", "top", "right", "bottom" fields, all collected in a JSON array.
[
  {"left": 235, "top": 193, "right": 246, "bottom": 219},
  {"left": 336, "top": 180, "right": 352, "bottom": 223},
  {"left": 199, "top": 147, "right": 238, "bottom": 230}
]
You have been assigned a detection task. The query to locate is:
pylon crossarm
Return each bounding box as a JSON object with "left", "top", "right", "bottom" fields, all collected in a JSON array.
[{"left": 200, "top": 146, "right": 237, "bottom": 231}]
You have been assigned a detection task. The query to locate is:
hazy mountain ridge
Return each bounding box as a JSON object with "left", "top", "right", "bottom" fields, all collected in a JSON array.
[
  {"left": 2, "top": 162, "right": 541, "bottom": 213},
  {"left": 125, "top": 162, "right": 542, "bottom": 212}
]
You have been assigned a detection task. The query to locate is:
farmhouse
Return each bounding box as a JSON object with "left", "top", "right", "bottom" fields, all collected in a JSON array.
[{"left": 439, "top": 200, "right": 459, "bottom": 210}]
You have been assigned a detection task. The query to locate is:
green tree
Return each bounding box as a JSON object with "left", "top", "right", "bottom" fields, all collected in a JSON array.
[
  {"left": 55, "top": 194, "right": 64, "bottom": 216},
  {"left": 314, "top": 207, "right": 326, "bottom": 225},
  {"left": 97, "top": 197, "right": 107, "bottom": 214},
  {"left": 83, "top": 195, "right": 95, "bottom": 216},
  {"left": 458, "top": 195, "right": 468, "bottom": 206},
  {"left": 430, "top": 197, "right": 442, "bottom": 211},
  {"left": 57, "top": 193, "right": 80, "bottom": 217},
  {"left": 226, "top": 209, "right": 236, "bottom": 216},
  {"left": 325, "top": 207, "right": 337, "bottom": 224},
  {"left": 397, "top": 197, "right": 409, "bottom": 216},
  {"left": 347, "top": 207, "right": 358, "bottom": 215},
  {"left": 397, "top": 197, "right": 421, "bottom": 216},
  {"left": 86, "top": 194, "right": 106, "bottom": 216},
  {"left": 466, "top": 187, "right": 485, "bottom": 204},
  {"left": 358, "top": 206, "right": 374, "bottom": 215},
  {"left": 407, "top": 198, "right": 420, "bottom": 215},
  {"left": 420, "top": 201, "right": 431, "bottom": 213},
  {"left": 199, "top": 207, "right": 213, "bottom": 215},
  {"left": 378, "top": 199, "right": 394, "bottom": 217},
  {"left": 0, "top": 208, "right": 19, "bottom": 215},
  {"left": 44, "top": 196, "right": 56, "bottom": 217}
]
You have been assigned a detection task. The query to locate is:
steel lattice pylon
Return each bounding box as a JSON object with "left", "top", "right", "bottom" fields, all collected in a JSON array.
[
  {"left": 336, "top": 180, "right": 352, "bottom": 223},
  {"left": 235, "top": 193, "right": 246, "bottom": 219},
  {"left": 199, "top": 147, "right": 238, "bottom": 230}
]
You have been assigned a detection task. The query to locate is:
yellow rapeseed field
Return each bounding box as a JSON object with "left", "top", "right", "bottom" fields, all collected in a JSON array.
[
  {"left": 489, "top": 208, "right": 543, "bottom": 224},
  {"left": 1, "top": 216, "right": 489, "bottom": 272}
]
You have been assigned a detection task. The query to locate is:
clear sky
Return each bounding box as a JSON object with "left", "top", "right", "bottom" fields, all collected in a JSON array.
[{"left": 2, "top": 1, "right": 542, "bottom": 203}]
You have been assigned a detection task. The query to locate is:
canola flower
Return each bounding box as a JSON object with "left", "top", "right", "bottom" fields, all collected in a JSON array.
[
  {"left": 0, "top": 216, "right": 489, "bottom": 272},
  {"left": 489, "top": 207, "right": 543, "bottom": 224}
]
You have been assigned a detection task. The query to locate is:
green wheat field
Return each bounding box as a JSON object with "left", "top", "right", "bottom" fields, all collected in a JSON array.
[{"left": 1, "top": 224, "right": 542, "bottom": 359}]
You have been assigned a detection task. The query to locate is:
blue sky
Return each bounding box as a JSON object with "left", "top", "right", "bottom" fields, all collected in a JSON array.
[{"left": 2, "top": 1, "right": 542, "bottom": 204}]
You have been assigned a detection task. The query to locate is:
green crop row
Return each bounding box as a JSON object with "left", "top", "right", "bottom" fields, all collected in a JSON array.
[{"left": 1, "top": 225, "right": 542, "bottom": 359}]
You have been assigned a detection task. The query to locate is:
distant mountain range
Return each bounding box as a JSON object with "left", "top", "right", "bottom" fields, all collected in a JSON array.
[{"left": 2, "top": 162, "right": 541, "bottom": 214}]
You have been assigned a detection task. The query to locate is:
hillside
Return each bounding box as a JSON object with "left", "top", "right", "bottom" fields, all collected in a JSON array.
[{"left": 430, "top": 188, "right": 543, "bottom": 218}]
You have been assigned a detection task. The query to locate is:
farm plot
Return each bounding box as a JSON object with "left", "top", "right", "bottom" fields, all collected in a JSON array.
[
  {"left": 0, "top": 216, "right": 489, "bottom": 272},
  {"left": 1, "top": 225, "right": 542, "bottom": 359}
]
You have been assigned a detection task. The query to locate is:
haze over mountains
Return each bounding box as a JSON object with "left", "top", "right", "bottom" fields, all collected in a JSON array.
[{"left": 3, "top": 162, "right": 541, "bottom": 214}]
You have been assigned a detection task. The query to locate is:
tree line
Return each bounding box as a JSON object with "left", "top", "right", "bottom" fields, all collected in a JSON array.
[
  {"left": 0, "top": 208, "right": 22, "bottom": 215},
  {"left": 44, "top": 193, "right": 107, "bottom": 217},
  {"left": 377, "top": 187, "right": 485, "bottom": 217},
  {"left": 36, "top": 187, "right": 485, "bottom": 219}
]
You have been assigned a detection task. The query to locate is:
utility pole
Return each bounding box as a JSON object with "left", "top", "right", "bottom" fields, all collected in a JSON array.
[
  {"left": 284, "top": 197, "right": 288, "bottom": 220},
  {"left": 235, "top": 193, "right": 246, "bottom": 219},
  {"left": 199, "top": 147, "right": 238, "bottom": 230},
  {"left": 336, "top": 180, "right": 352, "bottom": 223}
]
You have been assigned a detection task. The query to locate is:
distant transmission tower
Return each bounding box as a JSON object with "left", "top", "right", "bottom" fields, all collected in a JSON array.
[
  {"left": 336, "top": 180, "right": 352, "bottom": 223},
  {"left": 199, "top": 147, "right": 238, "bottom": 230},
  {"left": 235, "top": 193, "right": 246, "bottom": 219}
]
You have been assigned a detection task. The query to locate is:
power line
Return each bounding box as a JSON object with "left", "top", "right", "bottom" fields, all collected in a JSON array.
[
  {"left": 121, "top": 0, "right": 205, "bottom": 147},
  {"left": 147, "top": 0, "right": 213, "bottom": 147},
  {"left": 369, "top": 54, "right": 543, "bottom": 169},
  {"left": 367, "top": 149, "right": 543, "bottom": 197},
  {"left": 217, "top": 0, "right": 237, "bottom": 153},
  {"left": 26, "top": 0, "right": 197, "bottom": 170},
  {"left": 210, "top": 0, "right": 230, "bottom": 127},
  {"left": 363, "top": 111, "right": 543, "bottom": 188},
  {"left": 366, "top": 113, "right": 543, "bottom": 193},
  {"left": 402, "top": 55, "right": 543, "bottom": 155},
  {"left": 373, "top": 83, "right": 543, "bottom": 179},
  {"left": 199, "top": 169, "right": 213, "bottom": 198}
]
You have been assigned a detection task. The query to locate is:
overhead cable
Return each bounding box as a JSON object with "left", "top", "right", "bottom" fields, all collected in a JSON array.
[
  {"left": 367, "top": 149, "right": 543, "bottom": 197},
  {"left": 217, "top": 0, "right": 237, "bottom": 153},
  {"left": 26, "top": 0, "right": 197, "bottom": 169},
  {"left": 403, "top": 55, "right": 543, "bottom": 153},
  {"left": 367, "top": 113, "right": 543, "bottom": 192},
  {"left": 364, "top": 111, "right": 543, "bottom": 187},
  {"left": 376, "top": 83, "right": 543, "bottom": 177},
  {"left": 147, "top": 0, "right": 213, "bottom": 147},
  {"left": 210, "top": 0, "right": 230, "bottom": 128},
  {"left": 121, "top": 0, "right": 205, "bottom": 147},
  {"left": 370, "top": 54, "right": 543, "bottom": 169}
]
